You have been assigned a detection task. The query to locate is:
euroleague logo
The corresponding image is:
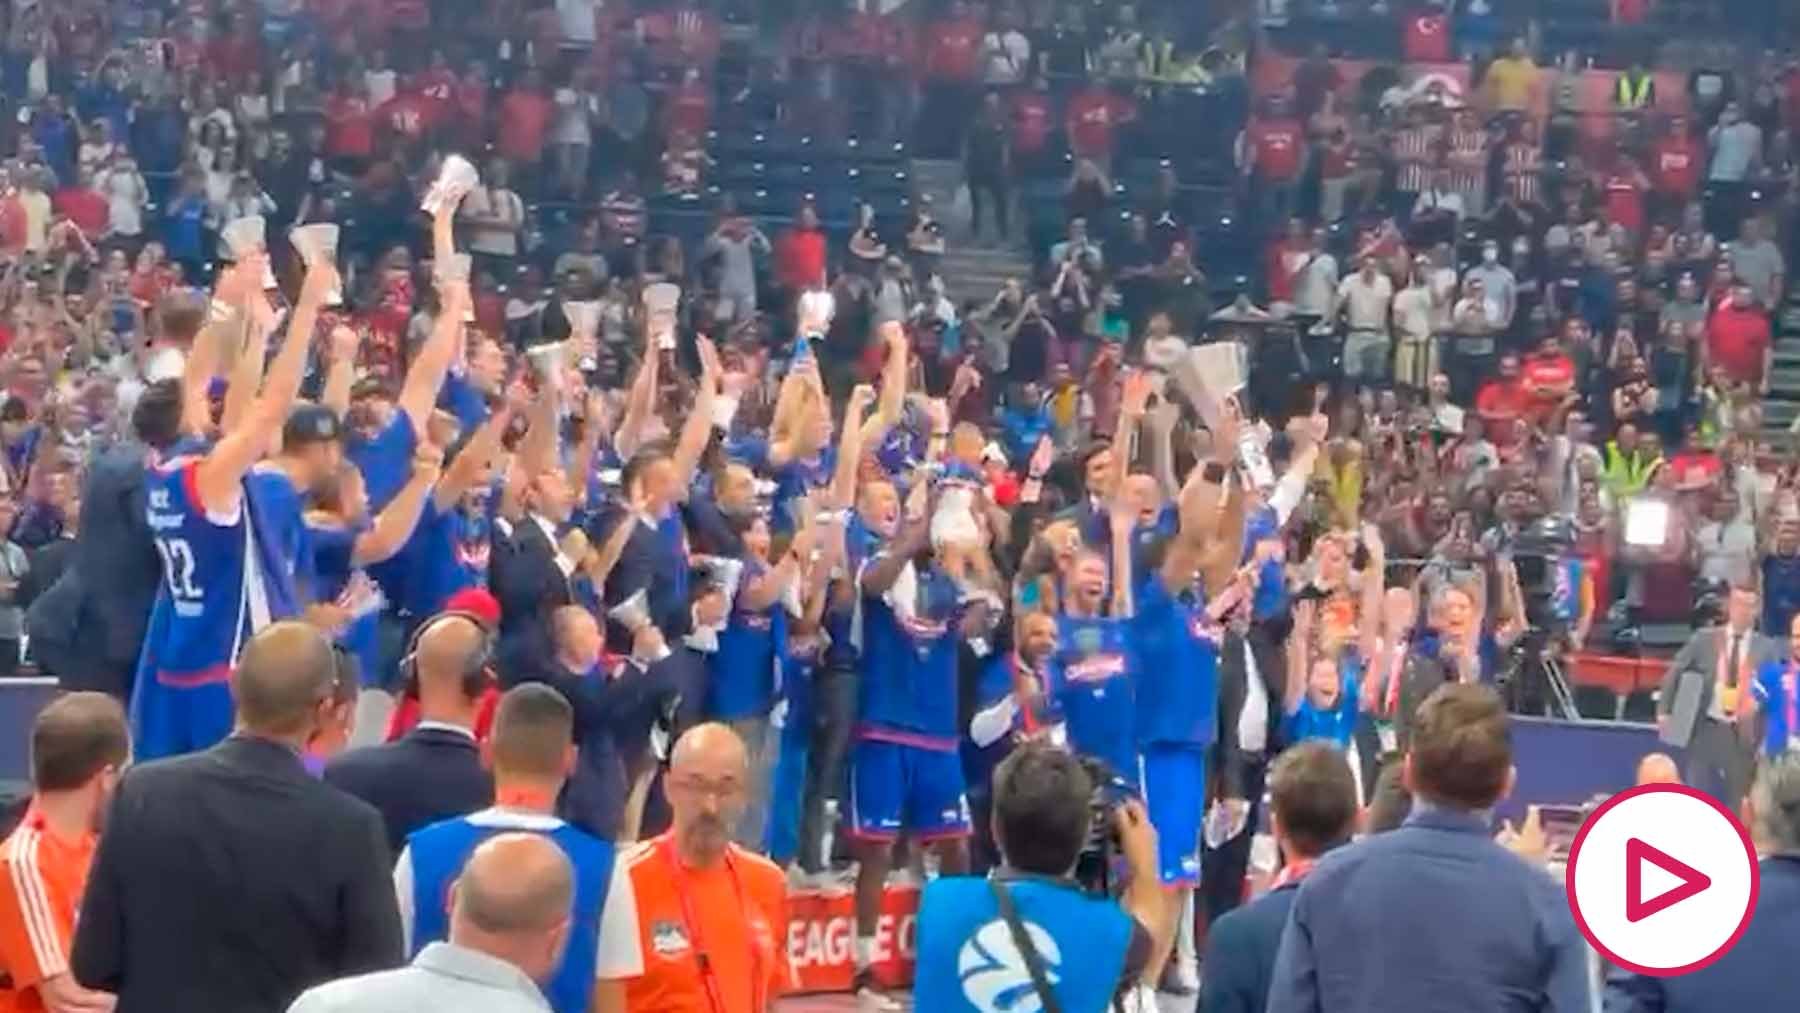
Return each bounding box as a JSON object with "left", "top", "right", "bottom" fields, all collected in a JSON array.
[{"left": 958, "top": 918, "right": 1062, "bottom": 1012}]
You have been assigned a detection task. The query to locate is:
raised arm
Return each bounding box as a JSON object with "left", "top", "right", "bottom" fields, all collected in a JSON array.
[
  {"left": 396, "top": 283, "right": 466, "bottom": 435},
  {"left": 1357, "top": 521, "right": 1386, "bottom": 664},
  {"left": 669, "top": 335, "right": 720, "bottom": 498},
  {"left": 320, "top": 324, "right": 361, "bottom": 419},
  {"left": 218, "top": 299, "right": 267, "bottom": 436},
  {"left": 830, "top": 384, "right": 877, "bottom": 510},
  {"left": 859, "top": 322, "right": 908, "bottom": 447},
  {"left": 352, "top": 443, "right": 442, "bottom": 565},
  {"left": 193, "top": 258, "right": 335, "bottom": 513},
  {"left": 1285, "top": 598, "right": 1315, "bottom": 716}
]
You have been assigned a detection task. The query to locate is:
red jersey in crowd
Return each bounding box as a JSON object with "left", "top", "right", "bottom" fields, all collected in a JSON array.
[
  {"left": 54, "top": 186, "right": 107, "bottom": 237},
  {"left": 1403, "top": 12, "right": 1451, "bottom": 62},
  {"left": 415, "top": 66, "right": 459, "bottom": 123},
  {"left": 1066, "top": 87, "right": 1133, "bottom": 160},
  {"left": 1521, "top": 350, "right": 1576, "bottom": 424},
  {"left": 1709, "top": 299, "right": 1772, "bottom": 385},
  {"left": 1245, "top": 117, "right": 1304, "bottom": 182},
  {"left": 776, "top": 226, "right": 827, "bottom": 290},
  {"left": 1265, "top": 236, "right": 1309, "bottom": 304},
  {"left": 497, "top": 88, "right": 554, "bottom": 163},
  {"left": 388, "top": 0, "right": 430, "bottom": 31},
  {"left": 1602, "top": 172, "right": 1646, "bottom": 237},
  {"left": 924, "top": 16, "right": 983, "bottom": 81},
  {"left": 664, "top": 77, "right": 711, "bottom": 140},
  {"left": 1476, "top": 376, "right": 1530, "bottom": 443},
  {"left": 640, "top": 7, "right": 721, "bottom": 66},
  {"left": 324, "top": 93, "right": 375, "bottom": 159},
  {"left": 379, "top": 89, "right": 434, "bottom": 142},
  {"left": 1011, "top": 90, "right": 1054, "bottom": 155},
  {"left": 457, "top": 72, "right": 490, "bottom": 127},
  {"left": 1653, "top": 133, "right": 1701, "bottom": 199}
]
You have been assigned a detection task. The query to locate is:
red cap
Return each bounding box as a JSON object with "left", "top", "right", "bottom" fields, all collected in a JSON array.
[{"left": 444, "top": 588, "right": 502, "bottom": 629}]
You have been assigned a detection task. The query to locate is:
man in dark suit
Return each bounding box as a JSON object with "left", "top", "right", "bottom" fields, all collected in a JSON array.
[
  {"left": 1202, "top": 742, "right": 1358, "bottom": 1013},
  {"left": 490, "top": 468, "right": 578, "bottom": 665},
  {"left": 325, "top": 612, "right": 495, "bottom": 856},
  {"left": 1602, "top": 753, "right": 1800, "bottom": 1012},
  {"left": 27, "top": 383, "right": 170, "bottom": 697},
  {"left": 1202, "top": 611, "right": 1285, "bottom": 923},
  {"left": 1658, "top": 582, "right": 1776, "bottom": 810},
  {"left": 72, "top": 622, "right": 404, "bottom": 1011},
  {"left": 1267, "top": 684, "right": 1591, "bottom": 1013}
]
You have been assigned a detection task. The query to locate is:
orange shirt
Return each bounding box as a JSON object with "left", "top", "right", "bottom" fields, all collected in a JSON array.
[
  {"left": 599, "top": 834, "right": 788, "bottom": 1013},
  {"left": 0, "top": 808, "right": 98, "bottom": 1013}
]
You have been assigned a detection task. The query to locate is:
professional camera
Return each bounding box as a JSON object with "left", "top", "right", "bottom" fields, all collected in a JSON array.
[
  {"left": 1074, "top": 755, "right": 1138, "bottom": 896},
  {"left": 1502, "top": 516, "right": 1580, "bottom": 719}
]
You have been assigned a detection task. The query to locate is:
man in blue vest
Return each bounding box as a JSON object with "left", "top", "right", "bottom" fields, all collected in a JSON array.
[
  {"left": 914, "top": 743, "right": 1173, "bottom": 1012},
  {"left": 394, "top": 683, "right": 616, "bottom": 1013}
]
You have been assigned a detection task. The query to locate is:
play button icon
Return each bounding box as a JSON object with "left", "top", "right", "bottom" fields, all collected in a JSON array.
[
  {"left": 1625, "top": 837, "right": 1711, "bottom": 922},
  {"left": 1567, "top": 784, "right": 1759, "bottom": 976}
]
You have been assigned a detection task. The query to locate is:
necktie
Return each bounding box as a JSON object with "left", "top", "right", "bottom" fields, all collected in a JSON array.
[{"left": 1728, "top": 635, "right": 1743, "bottom": 690}]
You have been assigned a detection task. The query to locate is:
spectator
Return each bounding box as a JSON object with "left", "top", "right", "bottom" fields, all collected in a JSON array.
[
  {"left": 1202, "top": 742, "right": 1359, "bottom": 1013},
  {"left": 964, "top": 92, "right": 1012, "bottom": 243},
  {"left": 1484, "top": 37, "right": 1542, "bottom": 114},
  {"left": 325, "top": 611, "right": 496, "bottom": 856},
  {"left": 0, "top": 692, "right": 128, "bottom": 1013},
  {"left": 1728, "top": 215, "right": 1786, "bottom": 310},
  {"left": 594, "top": 724, "right": 789, "bottom": 1013},
  {"left": 1707, "top": 279, "right": 1773, "bottom": 394},
  {"left": 497, "top": 71, "right": 555, "bottom": 180},
  {"left": 1333, "top": 256, "right": 1395, "bottom": 383},
  {"left": 290, "top": 834, "right": 574, "bottom": 1013},
  {"left": 1706, "top": 101, "right": 1763, "bottom": 236},
  {"left": 1267, "top": 684, "right": 1589, "bottom": 1012},
  {"left": 461, "top": 159, "right": 526, "bottom": 270},
  {"left": 71, "top": 623, "right": 403, "bottom": 1011},
  {"left": 774, "top": 202, "right": 828, "bottom": 296}
]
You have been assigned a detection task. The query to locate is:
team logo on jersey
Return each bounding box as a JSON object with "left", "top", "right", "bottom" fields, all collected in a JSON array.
[
  {"left": 1064, "top": 654, "right": 1126, "bottom": 683},
  {"left": 1073, "top": 627, "right": 1103, "bottom": 655},
  {"left": 958, "top": 918, "right": 1064, "bottom": 1013},
  {"left": 650, "top": 920, "right": 691, "bottom": 957}
]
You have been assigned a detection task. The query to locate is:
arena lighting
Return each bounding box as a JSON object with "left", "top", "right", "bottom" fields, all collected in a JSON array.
[{"left": 1219, "top": 215, "right": 1234, "bottom": 229}]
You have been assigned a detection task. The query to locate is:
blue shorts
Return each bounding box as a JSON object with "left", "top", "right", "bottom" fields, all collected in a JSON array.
[
  {"left": 1140, "top": 745, "right": 1206, "bottom": 887},
  {"left": 130, "top": 679, "right": 235, "bottom": 762},
  {"left": 849, "top": 737, "right": 971, "bottom": 841}
]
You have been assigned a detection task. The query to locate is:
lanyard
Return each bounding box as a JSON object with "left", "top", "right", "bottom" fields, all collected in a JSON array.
[
  {"left": 656, "top": 834, "right": 762, "bottom": 1013},
  {"left": 1382, "top": 638, "right": 1408, "bottom": 718}
]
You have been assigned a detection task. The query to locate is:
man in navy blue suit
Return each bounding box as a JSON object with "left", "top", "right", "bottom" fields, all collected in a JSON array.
[
  {"left": 1202, "top": 741, "right": 1357, "bottom": 1013},
  {"left": 1602, "top": 754, "right": 1800, "bottom": 1012},
  {"left": 1266, "top": 683, "right": 1591, "bottom": 1013}
]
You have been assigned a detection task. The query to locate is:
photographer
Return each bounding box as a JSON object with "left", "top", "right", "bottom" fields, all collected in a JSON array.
[{"left": 915, "top": 743, "right": 1172, "bottom": 1012}]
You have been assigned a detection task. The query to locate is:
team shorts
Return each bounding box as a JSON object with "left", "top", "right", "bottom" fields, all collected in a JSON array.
[
  {"left": 1139, "top": 744, "right": 1207, "bottom": 887},
  {"left": 848, "top": 737, "right": 971, "bottom": 842},
  {"left": 130, "top": 680, "right": 236, "bottom": 762}
]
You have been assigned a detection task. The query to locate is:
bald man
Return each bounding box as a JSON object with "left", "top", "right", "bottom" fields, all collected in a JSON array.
[
  {"left": 290, "top": 833, "right": 574, "bottom": 1012},
  {"left": 327, "top": 611, "right": 497, "bottom": 854},
  {"left": 1637, "top": 752, "right": 1682, "bottom": 786},
  {"left": 73, "top": 622, "right": 403, "bottom": 1011},
  {"left": 595, "top": 723, "right": 791, "bottom": 1013}
]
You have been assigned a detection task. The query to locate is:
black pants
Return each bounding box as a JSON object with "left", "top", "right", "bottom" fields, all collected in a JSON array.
[
  {"left": 1200, "top": 758, "right": 1266, "bottom": 924},
  {"left": 968, "top": 173, "right": 1010, "bottom": 238},
  {"left": 799, "top": 664, "right": 860, "bottom": 872}
]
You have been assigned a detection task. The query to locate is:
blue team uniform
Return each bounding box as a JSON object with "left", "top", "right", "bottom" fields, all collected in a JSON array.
[
  {"left": 245, "top": 465, "right": 314, "bottom": 600},
  {"left": 309, "top": 520, "right": 381, "bottom": 687},
  {"left": 1054, "top": 613, "right": 1139, "bottom": 787},
  {"left": 402, "top": 810, "right": 614, "bottom": 1013},
  {"left": 1132, "top": 580, "right": 1220, "bottom": 886},
  {"left": 349, "top": 411, "right": 418, "bottom": 607},
  {"left": 1283, "top": 660, "right": 1361, "bottom": 750},
  {"left": 851, "top": 555, "right": 971, "bottom": 841},
  {"left": 399, "top": 500, "right": 490, "bottom": 618},
  {"left": 766, "top": 634, "right": 821, "bottom": 864},
  {"left": 707, "top": 562, "right": 785, "bottom": 721},
  {"left": 132, "top": 454, "right": 275, "bottom": 758}
]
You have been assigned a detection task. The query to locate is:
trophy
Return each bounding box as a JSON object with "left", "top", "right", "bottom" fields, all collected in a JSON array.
[
  {"left": 643, "top": 282, "right": 680, "bottom": 351},
  {"left": 420, "top": 154, "right": 479, "bottom": 216},
  {"left": 562, "top": 300, "right": 601, "bottom": 371},
  {"left": 288, "top": 223, "right": 342, "bottom": 305},
  {"left": 608, "top": 589, "right": 652, "bottom": 634},
  {"left": 220, "top": 215, "right": 278, "bottom": 290}
]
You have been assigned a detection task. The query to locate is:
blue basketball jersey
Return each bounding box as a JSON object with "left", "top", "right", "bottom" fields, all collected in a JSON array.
[
  {"left": 707, "top": 562, "right": 786, "bottom": 720},
  {"left": 1054, "top": 613, "right": 1139, "bottom": 782},
  {"left": 1132, "top": 580, "right": 1220, "bottom": 748},
  {"left": 857, "top": 555, "right": 962, "bottom": 749},
  {"left": 139, "top": 453, "right": 260, "bottom": 688},
  {"left": 404, "top": 810, "right": 614, "bottom": 1013}
]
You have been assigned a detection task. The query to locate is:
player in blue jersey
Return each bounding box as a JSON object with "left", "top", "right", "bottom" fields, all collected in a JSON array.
[
  {"left": 965, "top": 609, "right": 1064, "bottom": 869},
  {"left": 850, "top": 472, "right": 997, "bottom": 1010},
  {"left": 132, "top": 252, "right": 337, "bottom": 759}
]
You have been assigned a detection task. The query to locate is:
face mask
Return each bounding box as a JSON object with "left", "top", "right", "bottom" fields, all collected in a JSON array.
[{"left": 1483, "top": 248, "right": 1499, "bottom": 264}]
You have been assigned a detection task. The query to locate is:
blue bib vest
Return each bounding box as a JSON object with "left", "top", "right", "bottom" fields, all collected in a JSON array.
[
  {"left": 406, "top": 815, "right": 615, "bottom": 1013},
  {"left": 914, "top": 875, "right": 1133, "bottom": 1013}
]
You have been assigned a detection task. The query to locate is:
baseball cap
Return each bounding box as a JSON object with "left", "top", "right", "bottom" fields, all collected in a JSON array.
[{"left": 283, "top": 403, "right": 343, "bottom": 447}]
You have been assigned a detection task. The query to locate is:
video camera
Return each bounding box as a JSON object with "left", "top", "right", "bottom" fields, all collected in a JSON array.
[{"left": 1074, "top": 755, "right": 1139, "bottom": 897}]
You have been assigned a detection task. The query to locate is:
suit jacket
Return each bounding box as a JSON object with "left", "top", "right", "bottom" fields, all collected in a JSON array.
[
  {"left": 1201, "top": 881, "right": 1298, "bottom": 1013},
  {"left": 599, "top": 507, "right": 692, "bottom": 649},
  {"left": 1660, "top": 626, "right": 1778, "bottom": 743},
  {"left": 489, "top": 515, "right": 574, "bottom": 659},
  {"left": 1266, "top": 805, "right": 1591, "bottom": 1013},
  {"left": 1213, "top": 624, "right": 1286, "bottom": 800},
  {"left": 72, "top": 442, "right": 160, "bottom": 666},
  {"left": 1602, "top": 856, "right": 1800, "bottom": 1013},
  {"left": 323, "top": 726, "right": 494, "bottom": 857},
  {"left": 72, "top": 736, "right": 404, "bottom": 1012}
]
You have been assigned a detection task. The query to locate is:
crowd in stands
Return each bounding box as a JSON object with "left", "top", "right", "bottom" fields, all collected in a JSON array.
[{"left": 0, "top": 0, "right": 1795, "bottom": 1011}]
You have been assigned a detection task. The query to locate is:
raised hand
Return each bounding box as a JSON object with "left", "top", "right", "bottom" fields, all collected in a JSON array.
[
  {"left": 1028, "top": 435, "right": 1054, "bottom": 477},
  {"left": 1121, "top": 369, "right": 1154, "bottom": 419},
  {"left": 329, "top": 324, "right": 360, "bottom": 364}
]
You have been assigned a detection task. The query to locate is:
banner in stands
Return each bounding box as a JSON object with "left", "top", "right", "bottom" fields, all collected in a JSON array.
[{"left": 786, "top": 883, "right": 919, "bottom": 993}]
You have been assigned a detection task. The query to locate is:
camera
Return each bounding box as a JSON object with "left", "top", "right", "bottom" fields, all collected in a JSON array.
[{"left": 1074, "top": 755, "right": 1138, "bottom": 896}]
